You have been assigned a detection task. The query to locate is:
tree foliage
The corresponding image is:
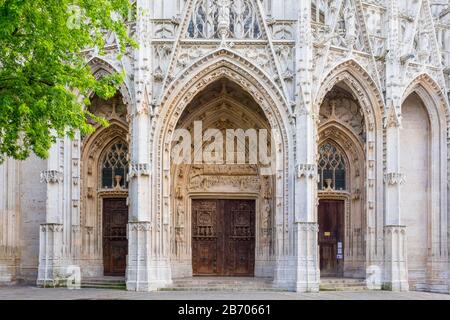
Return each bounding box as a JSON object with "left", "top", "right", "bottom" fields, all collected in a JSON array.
[{"left": 0, "top": 0, "right": 136, "bottom": 161}]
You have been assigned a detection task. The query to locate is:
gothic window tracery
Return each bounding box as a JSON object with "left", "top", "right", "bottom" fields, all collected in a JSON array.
[
  {"left": 187, "top": 0, "right": 261, "bottom": 39},
  {"left": 318, "top": 143, "right": 347, "bottom": 191},
  {"left": 101, "top": 141, "right": 129, "bottom": 189}
]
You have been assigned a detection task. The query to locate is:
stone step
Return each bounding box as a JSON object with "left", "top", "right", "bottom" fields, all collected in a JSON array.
[
  {"left": 320, "top": 283, "right": 367, "bottom": 287},
  {"left": 320, "top": 279, "right": 365, "bottom": 284},
  {"left": 159, "top": 287, "right": 286, "bottom": 292},
  {"left": 320, "top": 287, "right": 368, "bottom": 292},
  {"left": 160, "top": 285, "right": 285, "bottom": 292},
  {"left": 319, "top": 278, "right": 367, "bottom": 291},
  {"left": 170, "top": 280, "right": 273, "bottom": 286},
  {"left": 81, "top": 277, "right": 126, "bottom": 290},
  {"left": 161, "top": 277, "right": 284, "bottom": 292},
  {"left": 81, "top": 284, "right": 126, "bottom": 290}
]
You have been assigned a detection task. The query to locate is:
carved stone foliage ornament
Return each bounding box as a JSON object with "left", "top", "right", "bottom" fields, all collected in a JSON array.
[
  {"left": 297, "top": 164, "right": 317, "bottom": 180},
  {"left": 129, "top": 221, "right": 152, "bottom": 232},
  {"left": 129, "top": 163, "right": 150, "bottom": 178},
  {"left": 40, "top": 170, "right": 63, "bottom": 184},
  {"left": 40, "top": 223, "right": 64, "bottom": 233},
  {"left": 384, "top": 172, "right": 406, "bottom": 185}
]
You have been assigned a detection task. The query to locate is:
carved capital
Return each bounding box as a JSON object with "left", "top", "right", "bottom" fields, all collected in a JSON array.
[
  {"left": 296, "top": 222, "right": 319, "bottom": 232},
  {"left": 40, "top": 170, "right": 63, "bottom": 184},
  {"left": 384, "top": 225, "right": 407, "bottom": 235},
  {"left": 297, "top": 164, "right": 317, "bottom": 180},
  {"left": 384, "top": 172, "right": 406, "bottom": 185},
  {"left": 40, "top": 223, "right": 64, "bottom": 233},
  {"left": 128, "top": 221, "right": 152, "bottom": 232},
  {"left": 129, "top": 163, "right": 150, "bottom": 178}
]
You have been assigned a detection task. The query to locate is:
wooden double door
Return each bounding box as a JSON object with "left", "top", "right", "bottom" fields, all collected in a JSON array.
[
  {"left": 192, "top": 199, "right": 255, "bottom": 276},
  {"left": 103, "top": 198, "right": 128, "bottom": 276},
  {"left": 318, "top": 200, "right": 345, "bottom": 277}
]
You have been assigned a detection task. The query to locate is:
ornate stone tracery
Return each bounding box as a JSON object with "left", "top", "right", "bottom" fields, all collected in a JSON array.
[
  {"left": 100, "top": 141, "right": 129, "bottom": 189},
  {"left": 187, "top": 0, "right": 262, "bottom": 40},
  {"left": 318, "top": 142, "right": 347, "bottom": 191}
]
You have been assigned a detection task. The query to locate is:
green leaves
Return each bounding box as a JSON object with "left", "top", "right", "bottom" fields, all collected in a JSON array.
[{"left": 0, "top": 0, "right": 135, "bottom": 162}]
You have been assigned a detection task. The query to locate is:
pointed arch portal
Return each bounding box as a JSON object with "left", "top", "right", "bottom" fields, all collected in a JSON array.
[{"left": 153, "top": 49, "right": 293, "bottom": 279}]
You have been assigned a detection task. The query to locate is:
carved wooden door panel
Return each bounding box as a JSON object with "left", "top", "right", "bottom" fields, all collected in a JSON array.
[
  {"left": 224, "top": 200, "right": 255, "bottom": 276},
  {"left": 103, "top": 198, "right": 128, "bottom": 276},
  {"left": 318, "top": 200, "right": 344, "bottom": 277},
  {"left": 192, "top": 199, "right": 255, "bottom": 276},
  {"left": 192, "top": 200, "right": 219, "bottom": 275}
]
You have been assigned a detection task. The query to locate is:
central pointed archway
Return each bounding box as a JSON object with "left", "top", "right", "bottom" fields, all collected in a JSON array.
[
  {"left": 150, "top": 49, "right": 294, "bottom": 285},
  {"left": 170, "top": 79, "right": 274, "bottom": 277}
]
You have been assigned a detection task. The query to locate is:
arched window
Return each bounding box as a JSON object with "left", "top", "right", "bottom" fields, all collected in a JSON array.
[
  {"left": 101, "top": 141, "right": 129, "bottom": 189},
  {"left": 318, "top": 143, "right": 347, "bottom": 191},
  {"left": 311, "top": 2, "right": 325, "bottom": 24}
]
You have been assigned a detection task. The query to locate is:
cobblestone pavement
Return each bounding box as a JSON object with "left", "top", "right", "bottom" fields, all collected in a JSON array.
[{"left": 0, "top": 286, "right": 449, "bottom": 300}]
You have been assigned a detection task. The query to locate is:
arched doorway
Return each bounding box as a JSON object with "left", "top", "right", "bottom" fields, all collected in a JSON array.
[
  {"left": 145, "top": 50, "right": 293, "bottom": 290},
  {"left": 317, "top": 142, "right": 348, "bottom": 277},
  {"left": 317, "top": 84, "right": 367, "bottom": 279},
  {"left": 80, "top": 93, "right": 130, "bottom": 277},
  {"left": 99, "top": 140, "right": 129, "bottom": 276},
  {"left": 169, "top": 79, "right": 276, "bottom": 278}
]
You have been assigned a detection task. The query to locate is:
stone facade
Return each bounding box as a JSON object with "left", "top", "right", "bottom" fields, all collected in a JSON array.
[{"left": 1, "top": 0, "right": 450, "bottom": 293}]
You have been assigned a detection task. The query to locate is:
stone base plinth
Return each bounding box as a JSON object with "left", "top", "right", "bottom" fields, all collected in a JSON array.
[
  {"left": 0, "top": 258, "right": 18, "bottom": 284},
  {"left": 383, "top": 225, "right": 409, "bottom": 291},
  {"left": 37, "top": 223, "right": 70, "bottom": 287},
  {"left": 126, "top": 222, "right": 172, "bottom": 292},
  {"left": 274, "top": 222, "right": 320, "bottom": 292}
]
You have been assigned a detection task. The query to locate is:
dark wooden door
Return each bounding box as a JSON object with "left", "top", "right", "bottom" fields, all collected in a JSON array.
[
  {"left": 318, "top": 200, "right": 344, "bottom": 277},
  {"left": 103, "top": 198, "right": 128, "bottom": 276},
  {"left": 192, "top": 199, "right": 255, "bottom": 276}
]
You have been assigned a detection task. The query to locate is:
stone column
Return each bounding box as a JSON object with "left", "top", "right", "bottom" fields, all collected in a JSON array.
[
  {"left": 291, "top": 112, "right": 320, "bottom": 293},
  {"left": 0, "top": 159, "right": 20, "bottom": 284},
  {"left": 382, "top": 0, "right": 409, "bottom": 292},
  {"left": 274, "top": 1, "right": 319, "bottom": 292},
  {"left": 294, "top": 0, "right": 319, "bottom": 293},
  {"left": 37, "top": 138, "right": 67, "bottom": 287},
  {"left": 383, "top": 108, "right": 408, "bottom": 291},
  {"left": 126, "top": 0, "right": 171, "bottom": 291}
]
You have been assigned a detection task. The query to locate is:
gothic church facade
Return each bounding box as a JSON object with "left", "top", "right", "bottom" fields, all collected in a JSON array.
[{"left": 1, "top": 0, "right": 450, "bottom": 293}]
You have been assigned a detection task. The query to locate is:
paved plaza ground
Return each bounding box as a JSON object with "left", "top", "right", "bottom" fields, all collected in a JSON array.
[{"left": 0, "top": 286, "right": 449, "bottom": 300}]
